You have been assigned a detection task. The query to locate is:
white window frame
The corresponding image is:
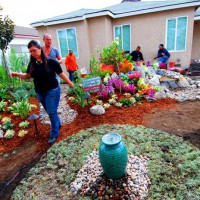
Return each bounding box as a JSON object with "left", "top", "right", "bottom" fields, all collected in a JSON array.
[
  {"left": 113, "top": 24, "right": 131, "bottom": 52},
  {"left": 165, "top": 16, "right": 188, "bottom": 52},
  {"left": 57, "top": 27, "right": 79, "bottom": 58}
]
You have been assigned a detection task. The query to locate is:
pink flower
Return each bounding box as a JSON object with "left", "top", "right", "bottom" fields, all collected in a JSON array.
[{"left": 128, "top": 72, "right": 141, "bottom": 79}]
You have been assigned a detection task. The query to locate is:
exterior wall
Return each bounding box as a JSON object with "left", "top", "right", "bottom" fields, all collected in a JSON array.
[
  {"left": 35, "top": 7, "right": 196, "bottom": 71},
  {"left": 88, "top": 16, "right": 113, "bottom": 54},
  {"left": 36, "top": 16, "right": 114, "bottom": 72},
  {"left": 113, "top": 7, "right": 195, "bottom": 67},
  {"left": 192, "top": 20, "right": 200, "bottom": 59},
  {"left": 36, "top": 22, "right": 91, "bottom": 74}
]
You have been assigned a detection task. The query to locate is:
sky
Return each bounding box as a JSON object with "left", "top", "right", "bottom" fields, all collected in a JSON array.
[{"left": 0, "top": 0, "right": 163, "bottom": 27}]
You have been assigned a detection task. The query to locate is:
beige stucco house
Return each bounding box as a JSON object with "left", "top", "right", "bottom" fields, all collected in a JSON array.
[{"left": 31, "top": 0, "right": 200, "bottom": 72}]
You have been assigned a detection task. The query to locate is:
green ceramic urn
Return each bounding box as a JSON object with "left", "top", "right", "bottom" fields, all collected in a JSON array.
[{"left": 99, "top": 133, "right": 128, "bottom": 179}]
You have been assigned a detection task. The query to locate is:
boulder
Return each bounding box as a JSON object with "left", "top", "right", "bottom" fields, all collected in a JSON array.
[
  {"left": 90, "top": 105, "right": 105, "bottom": 115},
  {"left": 0, "top": 130, "right": 4, "bottom": 138},
  {"left": 148, "top": 74, "right": 161, "bottom": 86},
  {"left": 177, "top": 77, "right": 190, "bottom": 88}
]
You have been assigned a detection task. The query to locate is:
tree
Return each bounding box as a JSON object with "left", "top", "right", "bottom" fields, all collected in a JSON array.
[{"left": 0, "top": 6, "right": 15, "bottom": 74}]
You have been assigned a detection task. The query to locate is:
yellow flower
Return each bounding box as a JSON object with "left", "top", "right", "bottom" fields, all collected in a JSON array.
[
  {"left": 2, "top": 117, "right": 11, "bottom": 123},
  {"left": 124, "top": 93, "right": 131, "bottom": 97},
  {"left": 96, "top": 100, "right": 103, "bottom": 105},
  {"left": 103, "top": 103, "right": 111, "bottom": 109},
  {"left": 18, "top": 130, "right": 28, "bottom": 137},
  {"left": 68, "top": 97, "right": 75, "bottom": 102},
  {"left": 111, "top": 94, "right": 118, "bottom": 100},
  {"left": 13, "top": 113, "right": 20, "bottom": 116},
  {"left": 30, "top": 104, "right": 37, "bottom": 108}
]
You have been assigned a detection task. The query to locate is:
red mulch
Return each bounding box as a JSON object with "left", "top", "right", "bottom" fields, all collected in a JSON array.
[{"left": 0, "top": 96, "right": 177, "bottom": 154}]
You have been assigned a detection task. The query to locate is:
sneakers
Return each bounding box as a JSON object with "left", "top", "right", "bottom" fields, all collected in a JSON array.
[
  {"left": 48, "top": 137, "right": 57, "bottom": 144},
  {"left": 48, "top": 124, "right": 61, "bottom": 144}
]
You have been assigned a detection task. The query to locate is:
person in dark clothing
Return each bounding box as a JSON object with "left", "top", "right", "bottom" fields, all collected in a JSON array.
[
  {"left": 154, "top": 44, "right": 170, "bottom": 65},
  {"left": 10, "top": 40, "right": 74, "bottom": 144},
  {"left": 130, "top": 46, "right": 144, "bottom": 62}
]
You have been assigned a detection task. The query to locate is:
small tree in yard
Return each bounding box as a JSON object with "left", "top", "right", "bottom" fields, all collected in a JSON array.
[{"left": 0, "top": 6, "right": 14, "bottom": 75}]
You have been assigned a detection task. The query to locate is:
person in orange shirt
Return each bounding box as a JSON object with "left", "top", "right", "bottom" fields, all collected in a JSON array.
[{"left": 65, "top": 49, "right": 78, "bottom": 82}]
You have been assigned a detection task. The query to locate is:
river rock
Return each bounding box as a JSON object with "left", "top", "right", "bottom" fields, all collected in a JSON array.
[
  {"left": 177, "top": 77, "right": 190, "bottom": 88},
  {"left": 90, "top": 105, "right": 105, "bottom": 115},
  {"left": 0, "top": 130, "right": 4, "bottom": 138}
]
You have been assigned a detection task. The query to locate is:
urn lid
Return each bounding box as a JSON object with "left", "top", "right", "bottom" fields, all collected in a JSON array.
[{"left": 102, "top": 133, "right": 121, "bottom": 146}]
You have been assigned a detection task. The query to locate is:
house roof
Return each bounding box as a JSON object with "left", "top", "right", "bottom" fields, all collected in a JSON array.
[
  {"left": 14, "top": 26, "right": 38, "bottom": 39},
  {"left": 195, "top": 7, "right": 200, "bottom": 20},
  {"left": 31, "top": 0, "right": 200, "bottom": 27}
]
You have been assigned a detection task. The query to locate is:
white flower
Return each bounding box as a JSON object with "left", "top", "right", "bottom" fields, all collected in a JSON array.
[
  {"left": 108, "top": 98, "right": 116, "bottom": 104},
  {"left": 115, "top": 37, "right": 120, "bottom": 45},
  {"left": 130, "top": 97, "right": 136, "bottom": 104},
  {"left": 4, "top": 130, "right": 15, "bottom": 139},
  {"left": 135, "top": 93, "right": 140, "bottom": 97},
  {"left": 96, "top": 100, "right": 103, "bottom": 105},
  {"left": 111, "top": 94, "right": 118, "bottom": 100},
  {"left": 124, "top": 93, "right": 131, "bottom": 97},
  {"left": 115, "top": 102, "right": 122, "bottom": 107},
  {"left": 103, "top": 103, "right": 111, "bottom": 109}
]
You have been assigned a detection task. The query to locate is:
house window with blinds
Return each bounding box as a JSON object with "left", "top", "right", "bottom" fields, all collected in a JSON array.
[
  {"left": 166, "top": 16, "right": 188, "bottom": 51},
  {"left": 57, "top": 28, "right": 78, "bottom": 58},
  {"left": 114, "top": 25, "right": 131, "bottom": 52}
]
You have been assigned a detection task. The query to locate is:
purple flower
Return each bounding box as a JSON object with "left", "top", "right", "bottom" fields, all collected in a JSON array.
[
  {"left": 97, "top": 89, "right": 109, "bottom": 99},
  {"left": 123, "top": 84, "right": 136, "bottom": 93},
  {"left": 109, "top": 78, "right": 125, "bottom": 90},
  {"left": 146, "top": 88, "right": 155, "bottom": 98}
]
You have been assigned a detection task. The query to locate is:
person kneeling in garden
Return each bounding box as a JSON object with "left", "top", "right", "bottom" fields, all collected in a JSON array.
[
  {"left": 154, "top": 44, "right": 170, "bottom": 68},
  {"left": 10, "top": 40, "right": 74, "bottom": 144}
]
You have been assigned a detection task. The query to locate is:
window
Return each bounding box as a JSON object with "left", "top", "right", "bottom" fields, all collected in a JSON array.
[
  {"left": 57, "top": 28, "right": 78, "bottom": 58},
  {"left": 166, "top": 16, "right": 187, "bottom": 51},
  {"left": 10, "top": 45, "right": 29, "bottom": 53},
  {"left": 114, "top": 25, "right": 130, "bottom": 52}
]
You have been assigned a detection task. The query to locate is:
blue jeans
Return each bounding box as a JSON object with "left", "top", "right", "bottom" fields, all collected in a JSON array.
[
  {"left": 159, "top": 56, "right": 169, "bottom": 65},
  {"left": 68, "top": 70, "right": 75, "bottom": 82},
  {"left": 36, "top": 87, "right": 61, "bottom": 138}
]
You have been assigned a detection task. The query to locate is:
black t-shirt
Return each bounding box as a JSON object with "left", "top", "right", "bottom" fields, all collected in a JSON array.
[
  {"left": 130, "top": 50, "right": 144, "bottom": 62},
  {"left": 26, "top": 58, "right": 63, "bottom": 93}
]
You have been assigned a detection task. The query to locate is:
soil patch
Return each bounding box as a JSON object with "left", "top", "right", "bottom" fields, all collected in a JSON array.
[
  {"left": 0, "top": 96, "right": 200, "bottom": 199},
  {"left": 144, "top": 100, "right": 200, "bottom": 148}
]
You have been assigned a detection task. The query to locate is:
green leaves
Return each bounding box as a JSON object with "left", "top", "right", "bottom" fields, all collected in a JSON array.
[
  {"left": 0, "top": 7, "right": 14, "bottom": 51},
  {"left": 0, "top": 100, "right": 7, "bottom": 111},
  {"left": 2, "top": 121, "right": 14, "bottom": 130},
  {"left": 119, "top": 98, "right": 133, "bottom": 107},
  {"left": 9, "top": 99, "right": 32, "bottom": 119}
]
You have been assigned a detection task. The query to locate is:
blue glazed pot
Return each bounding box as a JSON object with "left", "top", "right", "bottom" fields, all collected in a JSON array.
[{"left": 99, "top": 133, "right": 128, "bottom": 179}]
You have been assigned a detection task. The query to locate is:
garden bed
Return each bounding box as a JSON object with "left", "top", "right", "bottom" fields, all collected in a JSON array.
[{"left": 0, "top": 96, "right": 200, "bottom": 199}]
